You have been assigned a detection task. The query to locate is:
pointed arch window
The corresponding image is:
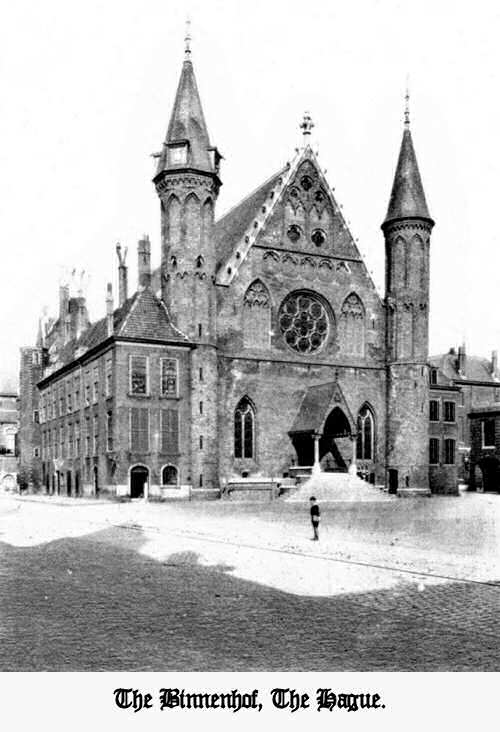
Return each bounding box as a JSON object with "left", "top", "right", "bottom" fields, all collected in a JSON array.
[
  {"left": 356, "top": 406, "right": 375, "bottom": 460},
  {"left": 340, "top": 293, "right": 365, "bottom": 356},
  {"left": 243, "top": 280, "right": 271, "bottom": 350},
  {"left": 234, "top": 398, "right": 255, "bottom": 459}
]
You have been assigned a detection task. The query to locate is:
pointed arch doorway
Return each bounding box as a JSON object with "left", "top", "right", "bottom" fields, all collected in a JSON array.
[{"left": 289, "top": 382, "right": 357, "bottom": 475}]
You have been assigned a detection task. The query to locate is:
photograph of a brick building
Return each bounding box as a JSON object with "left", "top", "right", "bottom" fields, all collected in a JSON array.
[{"left": 18, "top": 35, "right": 487, "bottom": 501}]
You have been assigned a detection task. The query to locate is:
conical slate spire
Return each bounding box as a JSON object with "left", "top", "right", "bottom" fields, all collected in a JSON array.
[
  {"left": 384, "top": 127, "right": 432, "bottom": 225},
  {"left": 156, "top": 54, "right": 214, "bottom": 175}
]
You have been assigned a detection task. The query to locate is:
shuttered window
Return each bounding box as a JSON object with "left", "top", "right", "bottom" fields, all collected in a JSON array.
[
  {"left": 161, "top": 409, "right": 179, "bottom": 453},
  {"left": 130, "top": 407, "right": 149, "bottom": 451}
]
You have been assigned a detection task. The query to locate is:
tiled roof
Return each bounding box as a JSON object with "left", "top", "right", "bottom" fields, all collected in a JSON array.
[
  {"left": 214, "top": 167, "right": 286, "bottom": 269},
  {"left": 429, "top": 352, "right": 497, "bottom": 383},
  {"left": 290, "top": 382, "right": 338, "bottom": 433},
  {"left": 47, "top": 288, "right": 187, "bottom": 374},
  {"left": 384, "top": 128, "right": 431, "bottom": 225}
]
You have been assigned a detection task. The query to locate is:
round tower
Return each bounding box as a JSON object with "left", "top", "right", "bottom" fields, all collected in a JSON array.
[
  {"left": 153, "top": 32, "right": 222, "bottom": 491},
  {"left": 382, "top": 94, "right": 434, "bottom": 495}
]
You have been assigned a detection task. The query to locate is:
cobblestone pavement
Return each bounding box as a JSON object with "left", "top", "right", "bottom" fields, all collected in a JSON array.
[{"left": 0, "top": 494, "right": 499, "bottom": 671}]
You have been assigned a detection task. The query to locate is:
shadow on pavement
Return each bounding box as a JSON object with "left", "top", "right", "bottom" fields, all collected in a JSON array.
[{"left": 0, "top": 525, "right": 498, "bottom": 672}]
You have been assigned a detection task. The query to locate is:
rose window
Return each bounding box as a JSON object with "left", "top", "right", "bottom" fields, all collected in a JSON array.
[{"left": 279, "top": 292, "right": 330, "bottom": 353}]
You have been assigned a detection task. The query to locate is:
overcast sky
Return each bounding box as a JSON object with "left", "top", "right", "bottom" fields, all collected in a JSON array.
[{"left": 2, "top": 0, "right": 500, "bottom": 388}]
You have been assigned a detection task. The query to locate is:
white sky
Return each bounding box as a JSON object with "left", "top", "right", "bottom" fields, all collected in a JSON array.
[{"left": 2, "top": 0, "right": 500, "bottom": 388}]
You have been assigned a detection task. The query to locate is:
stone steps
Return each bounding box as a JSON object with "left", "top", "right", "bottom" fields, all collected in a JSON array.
[{"left": 286, "top": 471, "right": 394, "bottom": 503}]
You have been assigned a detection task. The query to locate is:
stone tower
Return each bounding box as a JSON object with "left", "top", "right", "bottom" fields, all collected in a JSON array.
[
  {"left": 382, "top": 101, "right": 434, "bottom": 495},
  {"left": 153, "top": 37, "right": 222, "bottom": 490}
]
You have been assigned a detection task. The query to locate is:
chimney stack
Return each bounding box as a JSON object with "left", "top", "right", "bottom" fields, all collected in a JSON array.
[
  {"left": 106, "top": 283, "right": 114, "bottom": 337},
  {"left": 457, "top": 343, "right": 466, "bottom": 377},
  {"left": 138, "top": 235, "right": 151, "bottom": 289},
  {"left": 75, "top": 297, "right": 88, "bottom": 339},
  {"left": 59, "top": 283, "right": 69, "bottom": 324},
  {"left": 492, "top": 350, "right": 498, "bottom": 376},
  {"left": 116, "top": 243, "right": 128, "bottom": 306}
]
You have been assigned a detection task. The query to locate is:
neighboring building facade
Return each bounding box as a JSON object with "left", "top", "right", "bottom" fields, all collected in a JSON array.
[
  {"left": 19, "top": 43, "right": 470, "bottom": 498},
  {"left": 429, "top": 347, "right": 500, "bottom": 487},
  {"left": 468, "top": 404, "right": 500, "bottom": 492},
  {"left": 0, "top": 385, "right": 19, "bottom": 491}
]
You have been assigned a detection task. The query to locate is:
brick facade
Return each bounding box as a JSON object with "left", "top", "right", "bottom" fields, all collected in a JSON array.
[{"left": 18, "top": 48, "right": 475, "bottom": 499}]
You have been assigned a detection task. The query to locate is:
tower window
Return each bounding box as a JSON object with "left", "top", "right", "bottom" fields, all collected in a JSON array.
[
  {"left": 234, "top": 397, "right": 255, "bottom": 459},
  {"left": 199, "top": 367, "right": 203, "bottom": 381},
  {"left": 199, "top": 401, "right": 203, "bottom": 415},
  {"left": 199, "top": 435, "right": 203, "bottom": 450},
  {"left": 198, "top": 323, "right": 203, "bottom": 337},
  {"left": 430, "top": 368, "right": 438, "bottom": 385}
]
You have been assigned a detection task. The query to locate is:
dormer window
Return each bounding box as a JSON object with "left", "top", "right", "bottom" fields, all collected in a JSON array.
[{"left": 168, "top": 142, "right": 188, "bottom": 166}]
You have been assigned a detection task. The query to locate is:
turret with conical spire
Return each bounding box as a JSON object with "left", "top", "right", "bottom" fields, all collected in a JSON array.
[
  {"left": 383, "top": 91, "right": 434, "bottom": 496},
  {"left": 153, "top": 25, "right": 221, "bottom": 496}
]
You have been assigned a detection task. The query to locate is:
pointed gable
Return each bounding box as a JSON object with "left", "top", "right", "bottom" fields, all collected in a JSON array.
[
  {"left": 215, "top": 147, "right": 371, "bottom": 286},
  {"left": 384, "top": 128, "right": 432, "bottom": 224}
]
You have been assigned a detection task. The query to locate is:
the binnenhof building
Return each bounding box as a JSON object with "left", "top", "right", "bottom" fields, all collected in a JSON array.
[{"left": 19, "top": 40, "right": 470, "bottom": 499}]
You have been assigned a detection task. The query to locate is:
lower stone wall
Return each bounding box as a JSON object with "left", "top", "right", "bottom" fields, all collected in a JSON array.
[{"left": 429, "top": 465, "right": 458, "bottom": 495}]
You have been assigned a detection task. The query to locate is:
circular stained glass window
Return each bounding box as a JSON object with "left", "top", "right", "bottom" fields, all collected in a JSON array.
[{"left": 278, "top": 291, "right": 330, "bottom": 353}]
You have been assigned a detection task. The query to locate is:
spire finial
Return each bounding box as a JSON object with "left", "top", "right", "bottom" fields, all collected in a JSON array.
[
  {"left": 300, "top": 111, "right": 314, "bottom": 141},
  {"left": 404, "top": 77, "right": 410, "bottom": 128},
  {"left": 184, "top": 17, "right": 192, "bottom": 59}
]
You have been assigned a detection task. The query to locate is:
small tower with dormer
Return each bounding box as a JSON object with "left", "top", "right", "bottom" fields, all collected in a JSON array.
[{"left": 382, "top": 91, "right": 434, "bottom": 495}]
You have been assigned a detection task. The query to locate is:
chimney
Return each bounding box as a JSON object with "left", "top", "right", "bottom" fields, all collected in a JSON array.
[
  {"left": 138, "top": 235, "right": 151, "bottom": 289},
  {"left": 116, "top": 243, "right": 128, "bottom": 306},
  {"left": 59, "top": 284, "right": 69, "bottom": 324},
  {"left": 492, "top": 350, "right": 498, "bottom": 376},
  {"left": 64, "top": 313, "right": 71, "bottom": 343},
  {"left": 457, "top": 343, "right": 466, "bottom": 376},
  {"left": 75, "top": 297, "right": 88, "bottom": 339},
  {"left": 106, "top": 283, "right": 114, "bottom": 337}
]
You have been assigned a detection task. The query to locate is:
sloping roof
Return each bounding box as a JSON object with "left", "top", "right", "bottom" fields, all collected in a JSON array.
[
  {"left": 384, "top": 127, "right": 432, "bottom": 225},
  {"left": 117, "top": 287, "right": 186, "bottom": 341},
  {"left": 214, "top": 167, "right": 286, "bottom": 269},
  {"left": 429, "top": 352, "right": 497, "bottom": 383},
  {"left": 46, "top": 288, "right": 188, "bottom": 375},
  {"left": 156, "top": 58, "right": 214, "bottom": 175},
  {"left": 289, "top": 382, "right": 355, "bottom": 434}
]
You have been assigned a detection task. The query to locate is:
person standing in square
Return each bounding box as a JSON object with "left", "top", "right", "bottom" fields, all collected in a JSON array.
[{"left": 310, "top": 496, "right": 320, "bottom": 540}]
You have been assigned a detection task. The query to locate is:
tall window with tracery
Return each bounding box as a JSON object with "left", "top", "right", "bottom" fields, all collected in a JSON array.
[
  {"left": 243, "top": 280, "right": 271, "bottom": 350},
  {"left": 340, "top": 293, "right": 365, "bottom": 356},
  {"left": 356, "top": 406, "right": 374, "bottom": 460},
  {"left": 234, "top": 397, "right": 255, "bottom": 459}
]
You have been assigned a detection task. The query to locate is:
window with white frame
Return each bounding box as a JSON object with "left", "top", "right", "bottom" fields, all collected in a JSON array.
[
  {"left": 129, "top": 407, "right": 149, "bottom": 451},
  {"left": 444, "top": 401, "right": 456, "bottom": 423},
  {"left": 93, "top": 414, "right": 98, "bottom": 455},
  {"left": 444, "top": 439, "right": 455, "bottom": 465},
  {"left": 129, "top": 356, "right": 149, "bottom": 396},
  {"left": 161, "top": 358, "right": 178, "bottom": 397},
  {"left": 92, "top": 365, "right": 99, "bottom": 403},
  {"left": 482, "top": 419, "right": 496, "bottom": 448},
  {"left": 429, "top": 400, "right": 440, "bottom": 422},
  {"left": 105, "top": 357, "right": 112, "bottom": 398},
  {"left": 106, "top": 411, "right": 113, "bottom": 452},
  {"left": 429, "top": 438, "right": 440, "bottom": 465}
]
